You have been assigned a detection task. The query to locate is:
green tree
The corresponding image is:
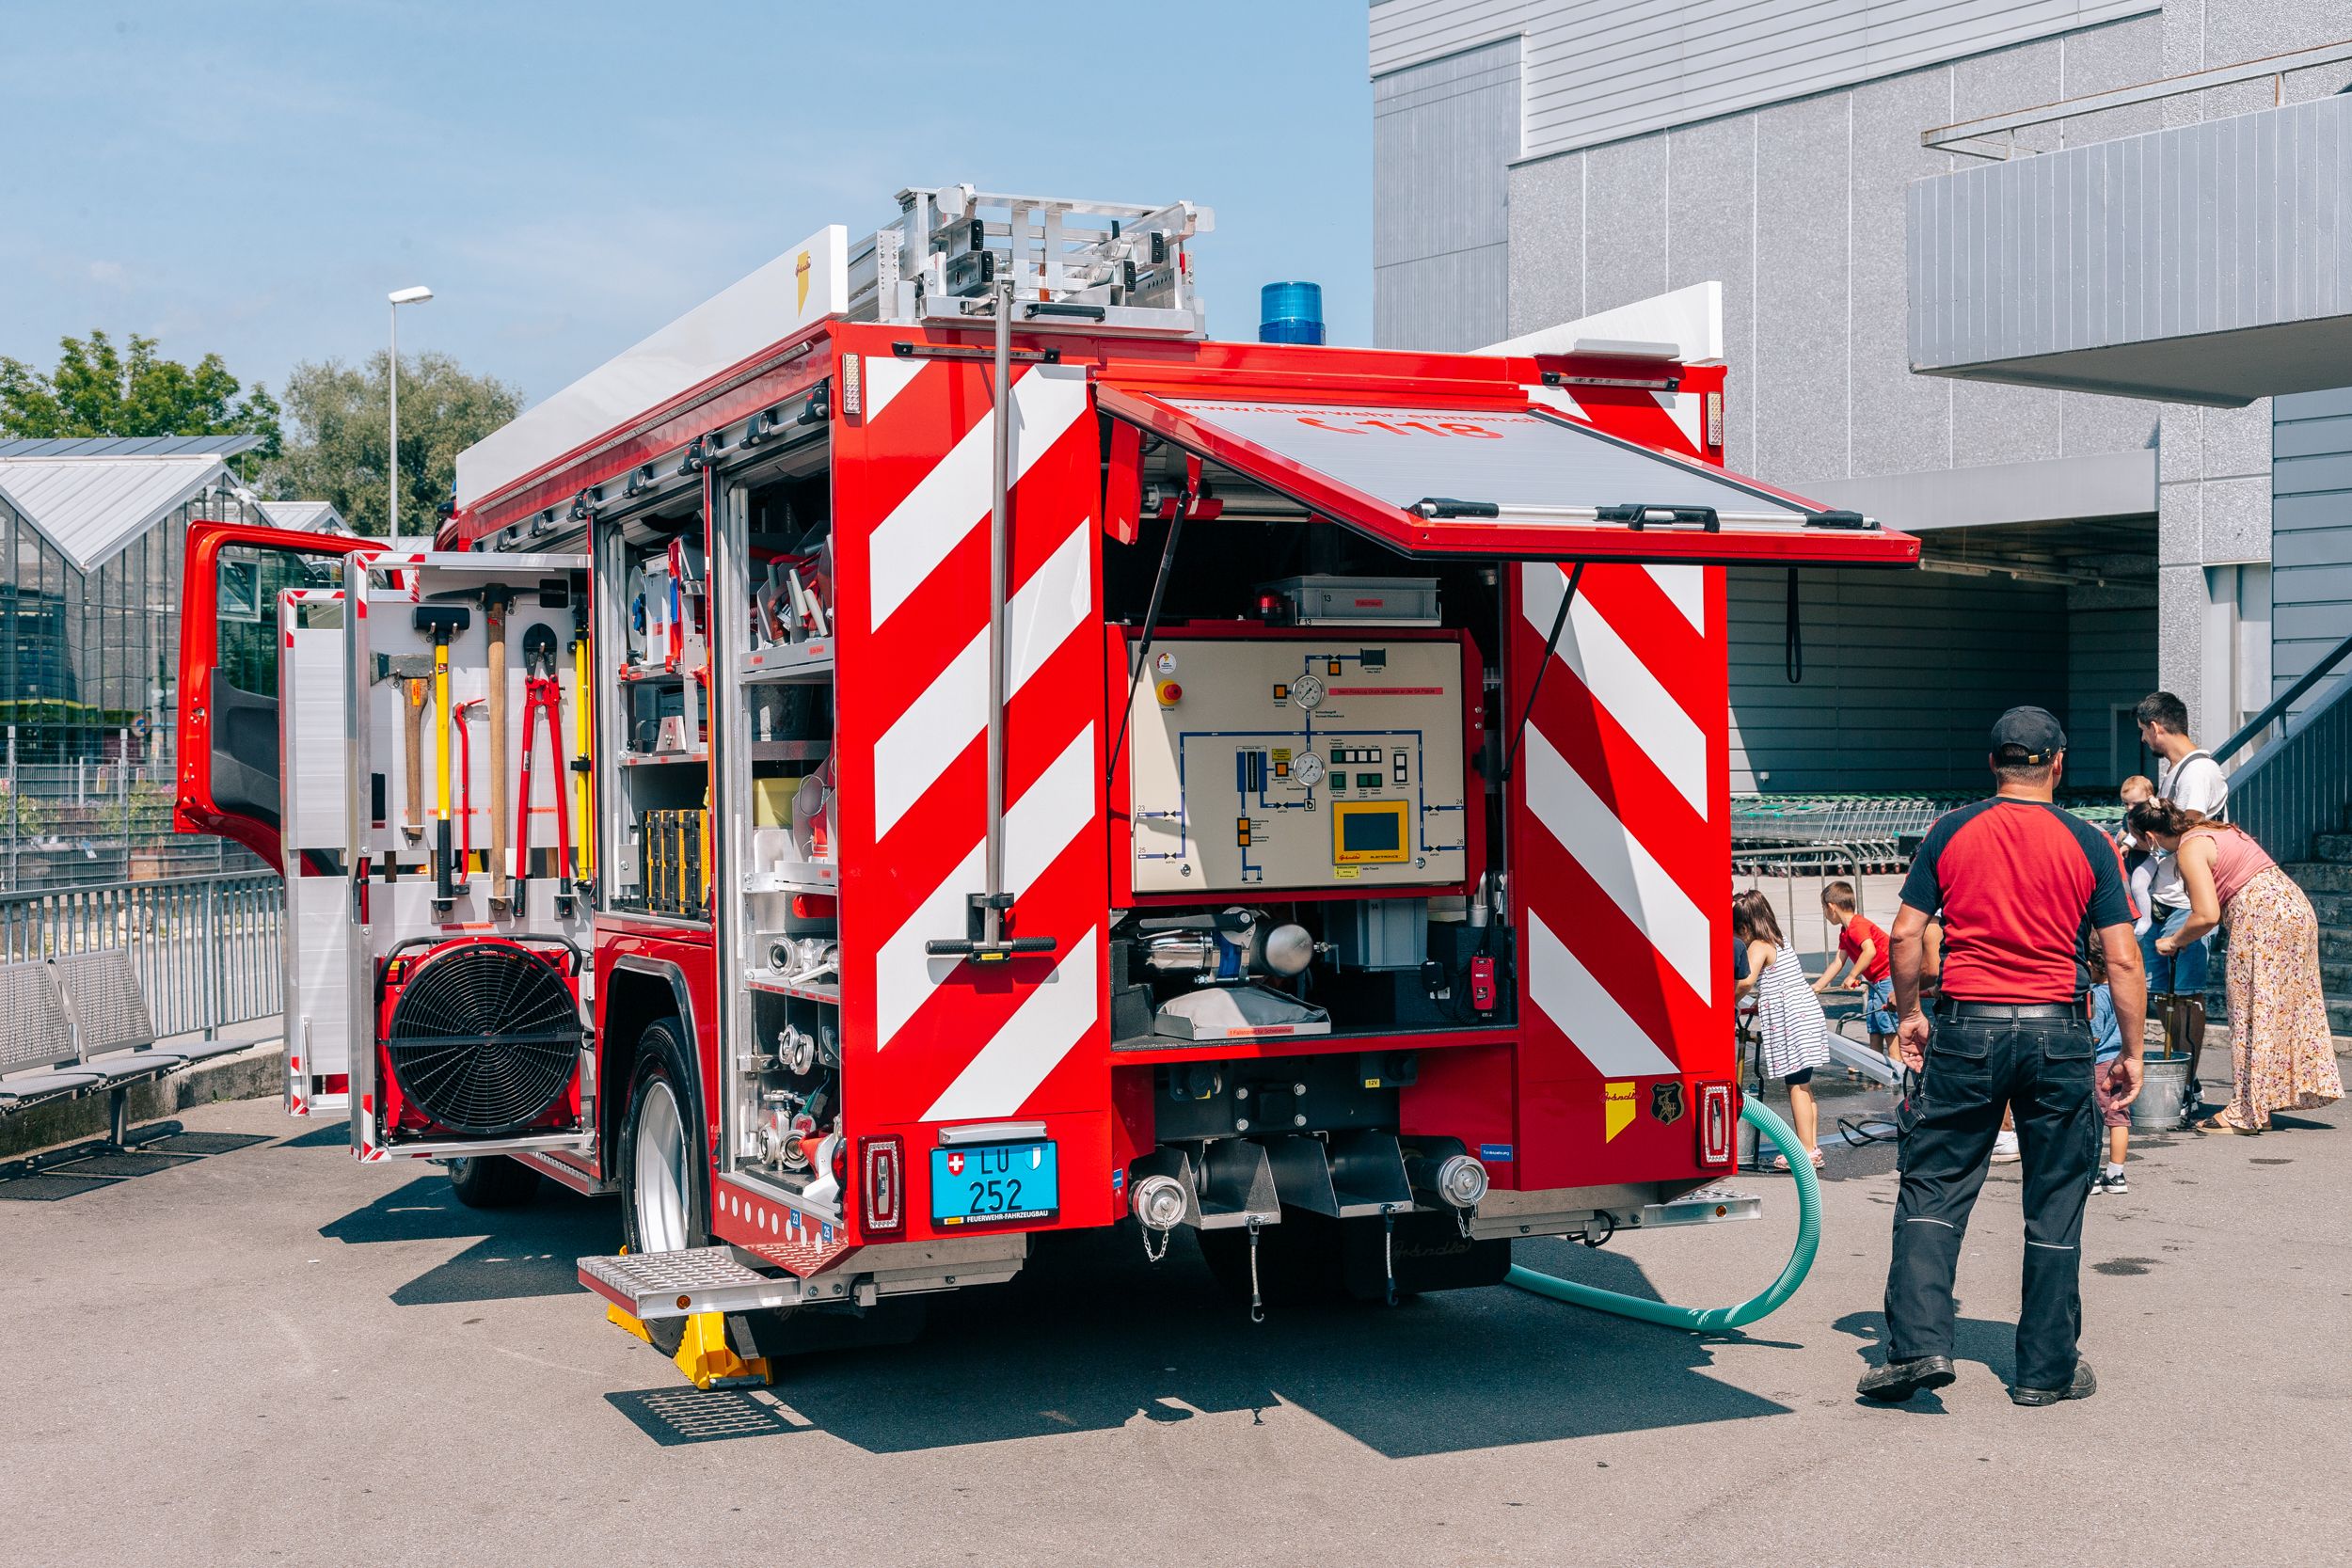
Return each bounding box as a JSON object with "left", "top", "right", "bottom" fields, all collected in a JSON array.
[
  {"left": 0, "top": 330, "right": 283, "bottom": 467},
  {"left": 266, "top": 352, "right": 523, "bottom": 537}
]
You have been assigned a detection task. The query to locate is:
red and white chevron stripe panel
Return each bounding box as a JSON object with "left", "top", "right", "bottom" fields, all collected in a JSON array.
[
  {"left": 1509, "top": 559, "right": 1730, "bottom": 1188},
  {"left": 830, "top": 343, "right": 1113, "bottom": 1227},
  {"left": 1528, "top": 383, "right": 1707, "bottom": 460}
]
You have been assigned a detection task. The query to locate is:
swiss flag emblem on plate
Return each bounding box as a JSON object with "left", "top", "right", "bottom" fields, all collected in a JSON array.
[{"left": 946, "top": 1152, "right": 965, "bottom": 1177}]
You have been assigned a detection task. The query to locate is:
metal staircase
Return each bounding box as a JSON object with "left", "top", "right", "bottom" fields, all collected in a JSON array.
[{"left": 2205, "top": 629, "right": 2352, "bottom": 1049}]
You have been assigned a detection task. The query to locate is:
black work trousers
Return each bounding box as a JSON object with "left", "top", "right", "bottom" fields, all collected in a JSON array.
[{"left": 1885, "top": 1010, "right": 2099, "bottom": 1392}]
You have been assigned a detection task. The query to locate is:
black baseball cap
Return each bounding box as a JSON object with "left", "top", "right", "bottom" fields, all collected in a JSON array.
[{"left": 1991, "top": 705, "right": 2067, "bottom": 764}]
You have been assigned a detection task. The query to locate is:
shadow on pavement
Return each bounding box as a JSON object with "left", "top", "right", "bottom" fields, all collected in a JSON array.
[
  {"left": 728, "top": 1226, "right": 1791, "bottom": 1459},
  {"left": 319, "top": 1173, "right": 619, "bottom": 1307},
  {"left": 1833, "top": 1307, "right": 2019, "bottom": 1388}
]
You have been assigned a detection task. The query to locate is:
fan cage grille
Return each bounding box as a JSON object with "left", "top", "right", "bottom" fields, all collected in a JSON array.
[{"left": 385, "top": 942, "right": 582, "bottom": 1136}]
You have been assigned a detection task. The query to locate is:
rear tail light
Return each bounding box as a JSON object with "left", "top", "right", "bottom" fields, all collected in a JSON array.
[
  {"left": 1698, "top": 1083, "right": 1735, "bottom": 1168},
  {"left": 859, "top": 1134, "right": 904, "bottom": 1235}
]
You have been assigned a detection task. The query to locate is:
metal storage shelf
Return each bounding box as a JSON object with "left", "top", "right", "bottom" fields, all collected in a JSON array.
[
  {"left": 749, "top": 739, "right": 827, "bottom": 764},
  {"left": 617, "top": 750, "right": 707, "bottom": 768},
  {"left": 742, "top": 859, "right": 838, "bottom": 895},
  {"left": 739, "top": 640, "right": 834, "bottom": 683},
  {"left": 616, "top": 664, "right": 692, "bottom": 685},
  {"left": 744, "top": 969, "right": 839, "bottom": 1003}
]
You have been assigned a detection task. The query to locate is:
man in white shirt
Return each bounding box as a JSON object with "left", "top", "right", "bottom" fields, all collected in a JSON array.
[{"left": 2133, "top": 691, "right": 2227, "bottom": 1112}]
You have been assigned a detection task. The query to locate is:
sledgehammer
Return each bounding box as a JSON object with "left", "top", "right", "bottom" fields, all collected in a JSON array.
[
  {"left": 370, "top": 653, "right": 436, "bottom": 843},
  {"left": 414, "top": 605, "right": 471, "bottom": 906}
]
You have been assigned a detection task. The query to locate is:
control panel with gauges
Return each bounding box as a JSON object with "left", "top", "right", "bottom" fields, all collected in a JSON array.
[{"left": 1117, "top": 630, "right": 1477, "bottom": 896}]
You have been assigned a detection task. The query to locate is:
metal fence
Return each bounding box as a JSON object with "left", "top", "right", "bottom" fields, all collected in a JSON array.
[
  {"left": 0, "top": 870, "right": 283, "bottom": 1038},
  {"left": 2, "top": 743, "right": 268, "bottom": 894}
]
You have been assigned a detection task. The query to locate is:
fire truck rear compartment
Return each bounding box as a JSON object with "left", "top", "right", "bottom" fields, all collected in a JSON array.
[
  {"left": 1092, "top": 484, "right": 1518, "bottom": 1296},
  {"left": 1104, "top": 481, "right": 1510, "bottom": 1037}
]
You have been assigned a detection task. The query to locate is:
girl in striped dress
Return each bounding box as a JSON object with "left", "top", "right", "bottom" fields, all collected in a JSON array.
[{"left": 1734, "top": 889, "right": 1833, "bottom": 1170}]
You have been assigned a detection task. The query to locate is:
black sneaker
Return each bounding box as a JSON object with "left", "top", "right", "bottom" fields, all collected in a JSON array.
[
  {"left": 2010, "top": 1359, "right": 2097, "bottom": 1407},
  {"left": 1858, "top": 1354, "right": 1956, "bottom": 1402},
  {"left": 2104, "top": 1169, "right": 2128, "bottom": 1195},
  {"left": 2088, "top": 1172, "right": 2111, "bottom": 1196}
]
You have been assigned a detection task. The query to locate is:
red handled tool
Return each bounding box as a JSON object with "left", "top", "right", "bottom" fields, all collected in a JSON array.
[
  {"left": 513, "top": 623, "right": 573, "bottom": 911},
  {"left": 453, "top": 698, "right": 484, "bottom": 869}
]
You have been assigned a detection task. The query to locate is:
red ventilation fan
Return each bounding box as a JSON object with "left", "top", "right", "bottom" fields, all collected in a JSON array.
[{"left": 375, "top": 938, "right": 584, "bottom": 1139}]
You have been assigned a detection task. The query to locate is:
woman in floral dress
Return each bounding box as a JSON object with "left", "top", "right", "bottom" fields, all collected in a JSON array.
[{"left": 2125, "top": 800, "right": 2343, "bottom": 1132}]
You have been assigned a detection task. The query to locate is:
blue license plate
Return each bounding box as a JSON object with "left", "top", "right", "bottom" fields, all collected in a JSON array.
[{"left": 930, "top": 1140, "right": 1058, "bottom": 1227}]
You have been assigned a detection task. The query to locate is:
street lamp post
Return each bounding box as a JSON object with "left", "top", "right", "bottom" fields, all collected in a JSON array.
[{"left": 387, "top": 285, "right": 435, "bottom": 543}]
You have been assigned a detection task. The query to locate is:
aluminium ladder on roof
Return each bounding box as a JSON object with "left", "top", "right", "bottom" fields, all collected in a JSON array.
[{"left": 843, "top": 185, "right": 1215, "bottom": 338}]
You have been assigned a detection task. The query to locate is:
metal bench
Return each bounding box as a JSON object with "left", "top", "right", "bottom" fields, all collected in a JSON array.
[
  {"left": 0, "top": 951, "right": 252, "bottom": 1162},
  {"left": 0, "top": 960, "right": 102, "bottom": 1113}
]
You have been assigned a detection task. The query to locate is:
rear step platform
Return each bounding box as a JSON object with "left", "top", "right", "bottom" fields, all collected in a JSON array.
[{"left": 579, "top": 1247, "right": 803, "bottom": 1321}]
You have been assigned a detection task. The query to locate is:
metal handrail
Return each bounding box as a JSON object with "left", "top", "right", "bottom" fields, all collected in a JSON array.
[
  {"left": 2214, "top": 626, "right": 2352, "bottom": 767},
  {"left": 1922, "top": 37, "right": 2352, "bottom": 157}
]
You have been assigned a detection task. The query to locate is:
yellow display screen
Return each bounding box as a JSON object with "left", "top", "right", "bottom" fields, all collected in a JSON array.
[{"left": 1332, "top": 800, "right": 1409, "bottom": 864}]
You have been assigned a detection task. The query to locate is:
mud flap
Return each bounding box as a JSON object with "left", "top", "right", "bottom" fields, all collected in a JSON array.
[{"left": 1340, "top": 1209, "right": 1511, "bottom": 1301}]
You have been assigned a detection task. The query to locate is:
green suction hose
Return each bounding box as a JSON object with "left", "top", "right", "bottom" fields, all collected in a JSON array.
[{"left": 1505, "top": 1098, "right": 1821, "bottom": 1333}]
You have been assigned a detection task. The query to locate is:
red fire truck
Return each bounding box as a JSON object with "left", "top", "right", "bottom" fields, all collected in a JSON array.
[{"left": 176, "top": 187, "right": 1915, "bottom": 1379}]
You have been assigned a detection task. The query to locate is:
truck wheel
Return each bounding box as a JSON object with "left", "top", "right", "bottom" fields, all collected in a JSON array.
[
  {"left": 619, "top": 1019, "right": 708, "bottom": 1259},
  {"left": 617, "top": 1021, "right": 707, "bottom": 1358},
  {"left": 445, "top": 1155, "right": 541, "bottom": 1209}
]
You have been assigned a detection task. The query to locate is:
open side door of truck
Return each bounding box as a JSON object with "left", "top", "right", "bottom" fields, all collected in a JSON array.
[
  {"left": 333, "top": 550, "right": 596, "bottom": 1163},
  {"left": 175, "top": 520, "right": 379, "bottom": 869}
]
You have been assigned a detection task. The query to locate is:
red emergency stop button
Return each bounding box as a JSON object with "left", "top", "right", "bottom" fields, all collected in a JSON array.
[{"left": 1156, "top": 680, "right": 1183, "bottom": 706}]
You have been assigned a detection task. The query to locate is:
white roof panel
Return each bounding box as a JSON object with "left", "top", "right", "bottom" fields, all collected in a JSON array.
[
  {"left": 455, "top": 223, "right": 850, "bottom": 509},
  {"left": 0, "top": 454, "right": 225, "bottom": 574}
]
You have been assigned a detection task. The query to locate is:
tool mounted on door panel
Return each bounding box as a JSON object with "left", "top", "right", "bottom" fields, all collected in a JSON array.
[
  {"left": 426, "top": 578, "right": 568, "bottom": 913},
  {"left": 412, "top": 605, "right": 470, "bottom": 910},
  {"left": 515, "top": 622, "right": 575, "bottom": 918},
  {"left": 368, "top": 652, "right": 437, "bottom": 847}
]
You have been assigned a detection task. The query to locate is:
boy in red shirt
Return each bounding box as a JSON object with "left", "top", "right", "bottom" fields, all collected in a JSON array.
[{"left": 1815, "top": 880, "right": 1897, "bottom": 1068}]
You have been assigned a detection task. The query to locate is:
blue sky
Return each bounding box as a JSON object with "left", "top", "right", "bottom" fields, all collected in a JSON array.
[{"left": 1, "top": 2, "right": 1372, "bottom": 410}]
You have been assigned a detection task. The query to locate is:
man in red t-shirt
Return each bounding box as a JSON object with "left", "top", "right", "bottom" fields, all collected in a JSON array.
[
  {"left": 1815, "top": 880, "right": 1895, "bottom": 1064},
  {"left": 1859, "top": 706, "right": 2144, "bottom": 1412}
]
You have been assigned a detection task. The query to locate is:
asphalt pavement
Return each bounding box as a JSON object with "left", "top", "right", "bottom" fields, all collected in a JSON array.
[{"left": 3, "top": 1079, "right": 2346, "bottom": 1568}]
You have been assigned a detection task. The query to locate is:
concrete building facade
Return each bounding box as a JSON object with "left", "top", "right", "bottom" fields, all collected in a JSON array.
[{"left": 1371, "top": 1, "right": 2352, "bottom": 784}]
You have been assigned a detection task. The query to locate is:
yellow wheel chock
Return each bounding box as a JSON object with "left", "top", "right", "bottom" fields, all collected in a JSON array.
[{"left": 605, "top": 1299, "right": 771, "bottom": 1389}]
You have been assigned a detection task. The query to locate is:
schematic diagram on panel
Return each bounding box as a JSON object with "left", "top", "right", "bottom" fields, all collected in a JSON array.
[{"left": 1123, "top": 634, "right": 1470, "bottom": 895}]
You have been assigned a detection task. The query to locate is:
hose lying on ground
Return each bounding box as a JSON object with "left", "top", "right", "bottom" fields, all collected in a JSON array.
[{"left": 1504, "top": 1098, "right": 1821, "bottom": 1333}]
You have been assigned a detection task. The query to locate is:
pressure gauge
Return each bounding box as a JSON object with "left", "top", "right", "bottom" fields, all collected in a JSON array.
[
  {"left": 1293, "top": 752, "right": 1326, "bottom": 787},
  {"left": 1291, "top": 673, "right": 1326, "bottom": 710}
]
